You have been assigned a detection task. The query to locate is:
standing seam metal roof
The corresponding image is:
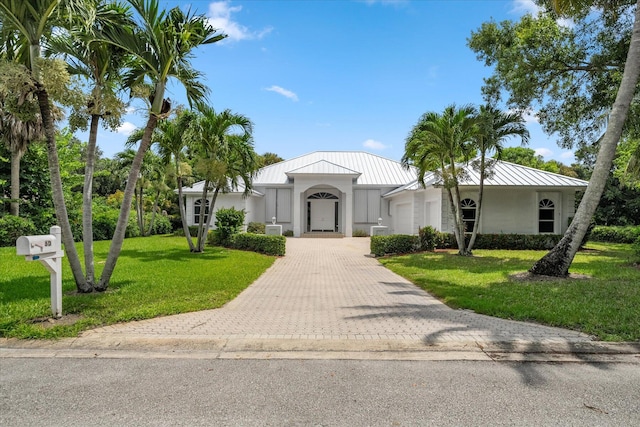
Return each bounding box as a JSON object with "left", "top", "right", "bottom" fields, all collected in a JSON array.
[
  {"left": 253, "top": 151, "right": 417, "bottom": 186},
  {"left": 383, "top": 159, "right": 588, "bottom": 197}
]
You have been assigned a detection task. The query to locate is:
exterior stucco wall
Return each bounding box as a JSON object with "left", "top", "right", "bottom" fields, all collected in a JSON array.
[
  {"left": 439, "top": 187, "right": 577, "bottom": 235},
  {"left": 185, "top": 194, "right": 250, "bottom": 230}
]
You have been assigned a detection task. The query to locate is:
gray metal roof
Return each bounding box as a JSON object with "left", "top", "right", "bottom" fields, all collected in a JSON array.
[
  {"left": 285, "top": 160, "right": 362, "bottom": 177},
  {"left": 178, "top": 179, "right": 264, "bottom": 196},
  {"left": 383, "top": 159, "right": 588, "bottom": 197},
  {"left": 254, "top": 151, "right": 417, "bottom": 186},
  {"left": 461, "top": 160, "right": 589, "bottom": 187}
]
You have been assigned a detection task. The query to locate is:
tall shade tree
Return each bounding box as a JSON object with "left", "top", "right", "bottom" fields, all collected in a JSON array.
[
  {"left": 0, "top": 0, "right": 90, "bottom": 288},
  {"left": 530, "top": 0, "right": 640, "bottom": 276},
  {"left": 469, "top": 0, "right": 640, "bottom": 275},
  {"left": 188, "top": 106, "right": 257, "bottom": 252},
  {"left": 47, "top": 1, "right": 132, "bottom": 290},
  {"left": 467, "top": 106, "right": 530, "bottom": 252},
  {"left": 402, "top": 104, "right": 479, "bottom": 256},
  {"left": 96, "top": 0, "right": 225, "bottom": 289}
]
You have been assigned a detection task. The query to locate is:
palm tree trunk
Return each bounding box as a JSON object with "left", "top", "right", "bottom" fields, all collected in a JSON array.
[
  {"left": 177, "top": 173, "right": 196, "bottom": 251},
  {"left": 97, "top": 114, "right": 158, "bottom": 290},
  {"left": 467, "top": 155, "right": 485, "bottom": 252},
  {"left": 146, "top": 190, "right": 159, "bottom": 236},
  {"left": 445, "top": 187, "right": 463, "bottom": 253},
  {"left": 199, "top": 186, "right": 220, "bottom": 252},
  {"left": 36, "top": 86, "right": 88, "bottom": 291},
  {"left": 82, "top": 114, "right": 100, "bottom": 290},
  {"left": 136, "top": 182, "right": 144, "bottom": 235},
  {"left": 195, "top": 180, "right": 210, "bottom": 253},
  {"left": 451, "top": 174, "right": 469, "bottom": 255},
  {"left": 9, "top": 150, "right": 22, "bottom": 216},
  {"left": 530, "top": 1, "right": 640, "bottom": 277}
]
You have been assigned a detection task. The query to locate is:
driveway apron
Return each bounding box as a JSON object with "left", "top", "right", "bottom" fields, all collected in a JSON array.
[{"left": 82, "top": 238, "right": 592, "bottom": 347}]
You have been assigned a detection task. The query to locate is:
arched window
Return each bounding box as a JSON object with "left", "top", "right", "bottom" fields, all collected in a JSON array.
[
  {"left": 308, "top": 192, "right": 338, "bottom": 200},
  {"left": 194, "top": 199, "right": 209, "bottom": 224},
  {"left": 461, "top": 198, "right": 477, "bottom": 232},
  {"left": 538, "top": 199, "right": 555, "bottom": 233}
]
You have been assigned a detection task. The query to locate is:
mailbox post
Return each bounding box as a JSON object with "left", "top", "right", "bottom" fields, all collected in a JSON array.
[{"left": 16, "top": 226, "right": 65, "bottom": 318}]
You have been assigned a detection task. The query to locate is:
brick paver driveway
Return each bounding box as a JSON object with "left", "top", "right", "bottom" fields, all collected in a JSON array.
[{"left": 82, "top": 238, "right": 592, "bottom": 348}]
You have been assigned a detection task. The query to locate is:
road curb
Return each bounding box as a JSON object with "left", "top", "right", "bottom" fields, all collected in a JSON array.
[{"left": 2, "top": 337, "right": 638, "bottom": 363}]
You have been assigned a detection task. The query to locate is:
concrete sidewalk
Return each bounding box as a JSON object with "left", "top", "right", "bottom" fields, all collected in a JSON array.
[{"left": 2, "top": 238, "right": 639, "bottom": 362}]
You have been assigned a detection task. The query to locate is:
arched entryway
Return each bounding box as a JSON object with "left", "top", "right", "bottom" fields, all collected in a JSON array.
[{"left": 306, "top": 191, "right": 339, "bottom": 232}]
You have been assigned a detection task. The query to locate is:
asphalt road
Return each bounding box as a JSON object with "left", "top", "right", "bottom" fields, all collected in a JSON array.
[{"left": 1, "top": 358, "right": 638, "bottom": 426}]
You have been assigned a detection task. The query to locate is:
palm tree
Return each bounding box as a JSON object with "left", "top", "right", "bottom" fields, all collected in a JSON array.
[
  {"left": 0, "top": 92, "right": 44, "bottom": 216},
  {"left": 530, "top": 0, "right": 640, "bottom": 276},
  {"left": 188, "top": 106, "right": 257, "bottom": 252},
  {"left": 467, "top": 105, "right": 529, "bottom": 252},
  {"left": 0, "top": 0, "right": 90, "bottom": 289},
  {"left": 96, "top": 0, "right": 225, "bottom": 290},
  {"left": 402, "top": 104, "right": 479, "bottom": 255},
  {"left": 47, "top": 1, "right": 132, "bottom": 289},
  {"left": 153, "top": 109, "right": 197, "bottom": 250}
]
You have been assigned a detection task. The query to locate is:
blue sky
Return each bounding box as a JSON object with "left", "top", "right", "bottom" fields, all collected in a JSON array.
[{"left": 86, "top": 0, "right": 576, "bottom": 164}]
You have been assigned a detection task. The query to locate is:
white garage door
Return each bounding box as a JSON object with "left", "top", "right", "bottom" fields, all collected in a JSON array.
[{"left": 395, "top": 203, "right": 413, "bottom": 235}]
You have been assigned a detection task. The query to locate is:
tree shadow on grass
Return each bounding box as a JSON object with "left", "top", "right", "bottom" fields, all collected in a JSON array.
[
  {"left": 0, "top": 275, "right": 135, "bottom": 305},
  {"left": 116, "top": 246, "right": 229, "bottom": 263}
]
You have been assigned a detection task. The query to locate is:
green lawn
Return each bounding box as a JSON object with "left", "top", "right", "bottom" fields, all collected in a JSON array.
[
  {"left": 0, "top": 235, "right": 276, "bottom": 339},
  {"left": 379, "top": 242, "right": 640, "bottom": 342}
]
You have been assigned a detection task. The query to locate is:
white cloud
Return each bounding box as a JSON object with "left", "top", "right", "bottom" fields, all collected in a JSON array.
[
  {"left": 534, "top": 147, "right": 553, "bottom": 158},
  {"left": 560, "top": 151, "right": 575, "bottom": 160},
  {"left": 511, "top": 0, "right": 540, "bottom": 15},
  {"left": 363, "top": 139, "right": 388, "bottom": 151},
  {"left": 265, "top": 85, "right": 298, "bottom": 101},
  {"left": 207, "top": 1, "right": 272, "bottom": 42},
  {"left": 116, "top": 122, "right": 137, "bottom": 135}
]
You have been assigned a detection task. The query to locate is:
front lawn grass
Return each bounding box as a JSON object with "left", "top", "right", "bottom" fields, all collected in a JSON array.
[
  {"left": 0, "top": 235, "right": 275, "bottom": 339},
  {"left": 379, "top": 242, "right": 640, "bottom": 342}
]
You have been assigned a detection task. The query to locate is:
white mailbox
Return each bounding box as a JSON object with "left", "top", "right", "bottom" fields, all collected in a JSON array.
[
  {"left": 16, "top": 226, "right": 64, "bottom": 318},
  {"left": 17, "top": 234, "right": 61, "bottom": 259}
]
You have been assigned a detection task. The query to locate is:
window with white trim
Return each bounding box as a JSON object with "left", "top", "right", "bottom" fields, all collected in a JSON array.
[
  {"left": 538, "top": 199, "right": 555, "bottom": 233},
  {"left": 194, "top": 199, "right": 209, "bottom": 224},
  {"left": 461, "top": 198, "right": 476, "bottom": 232}
]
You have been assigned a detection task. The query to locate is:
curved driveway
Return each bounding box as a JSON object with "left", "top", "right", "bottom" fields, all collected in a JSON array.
[{"left": 80, "top": 238, "right": 592, "bottom": 351}]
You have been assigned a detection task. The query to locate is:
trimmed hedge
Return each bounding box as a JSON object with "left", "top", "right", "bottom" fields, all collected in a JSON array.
[
  {"left": 247, "top": 222, "right": 266, "bottom": 234},
  {"left": 589, "top": 226, "right": 640, "bottom": 244},
  {"left": 371, "top": 234, "right": 420, "bottom": 257},
  {"left": 371, "top": 232, "right": 564, "bottom": 256},
  {"left": 468, "top": 233, "right": 562, "bottom": 250},
  {"left": 230, "top": 233, "right": 286, "bottom": 256}
]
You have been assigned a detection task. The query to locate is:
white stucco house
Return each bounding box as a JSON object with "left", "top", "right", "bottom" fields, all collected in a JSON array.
[{"left": 179, "top": 151, "right": 589, "bottom": 237}]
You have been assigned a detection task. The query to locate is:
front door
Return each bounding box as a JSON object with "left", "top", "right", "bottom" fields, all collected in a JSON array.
[{"left": 310, "top": 200, "right": 336, "bottom": 232}]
